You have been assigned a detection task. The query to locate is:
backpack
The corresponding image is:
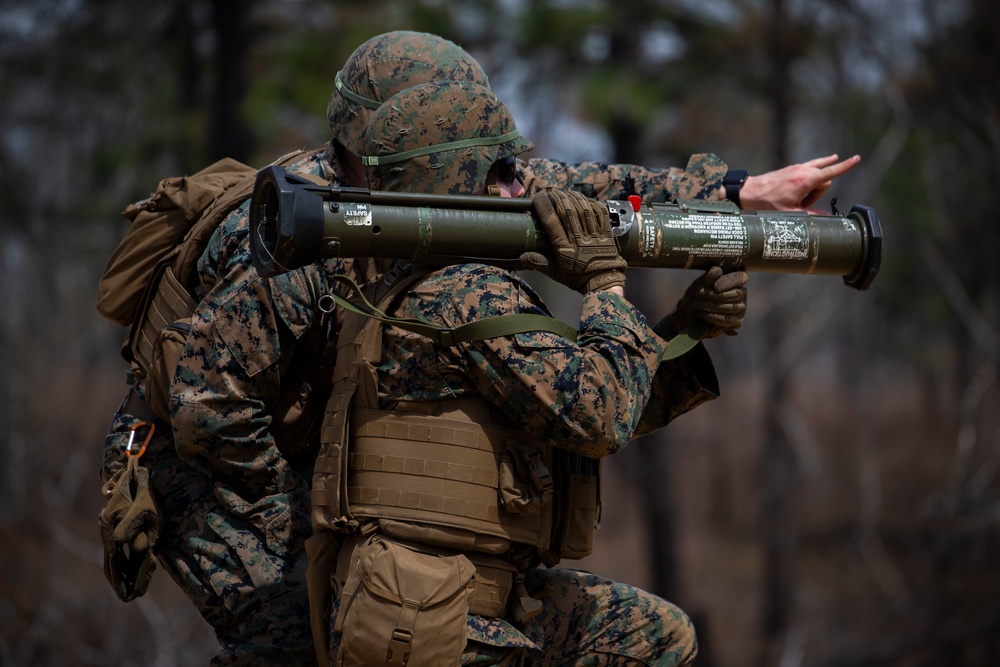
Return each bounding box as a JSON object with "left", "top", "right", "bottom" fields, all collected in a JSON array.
[{"left": 98, "top": 148, "right": 326, "bottom": 420}]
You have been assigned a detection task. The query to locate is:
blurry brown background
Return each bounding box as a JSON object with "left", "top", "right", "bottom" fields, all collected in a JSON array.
[{"left": 1, "top": 1, "right": 998, "bottom": 665}]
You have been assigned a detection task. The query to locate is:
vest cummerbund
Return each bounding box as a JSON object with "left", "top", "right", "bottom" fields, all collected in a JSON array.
[{"left": 346, "top": 406, "right": 554, "bottom": 552}]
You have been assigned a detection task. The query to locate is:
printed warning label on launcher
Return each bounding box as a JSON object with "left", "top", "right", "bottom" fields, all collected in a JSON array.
[
  {"left": 343, "top": 203, "right": 372, "bottom": 226},
  {"left": 761, "top": 217, "right": 809, "bottom": 260}
]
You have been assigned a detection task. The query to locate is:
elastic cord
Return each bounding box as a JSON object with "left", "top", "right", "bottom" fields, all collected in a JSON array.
[
  {"left": 362, "top": 129, "right": 522, "bottom": 167},
  {"left": 334, "top": 71, "right": 382, "bottom": 110}
]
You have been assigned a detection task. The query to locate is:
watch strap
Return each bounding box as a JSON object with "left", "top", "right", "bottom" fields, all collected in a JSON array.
[{"left": 723, "top": 169, "right": 749, "bottom": 207}]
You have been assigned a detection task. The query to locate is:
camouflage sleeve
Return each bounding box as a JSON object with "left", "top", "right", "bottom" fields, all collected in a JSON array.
[
  {"left": 518, "top": 153, "right": 728, "bottom": 203},
  {"left": 196, "top": 202, "right": 248, "bottom": 301},
  {"left": 633, "top": 339, "right": 719, "bottom": 438},
  {"left": 170, "top": 262, "right": 300, "bottom": 500},
  {"left": 101, "top": 401, "right": 135, "bottom": 484},
  {"left": 381, "top": 264, "right": 666, "bottom": 458},
  {"left": 170, "top": 257, "right": 339, "bottom": 537}
]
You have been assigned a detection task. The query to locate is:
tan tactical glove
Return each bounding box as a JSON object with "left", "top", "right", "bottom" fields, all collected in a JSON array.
[
  {"left": 99, "top": 457, "right": 161, "bottom": 602},
  {"left": 659, "top": 266, "right": 748, "bottom": 338},
  {"left": 521, "top": 189, "right": 627, "bottom": 293}
]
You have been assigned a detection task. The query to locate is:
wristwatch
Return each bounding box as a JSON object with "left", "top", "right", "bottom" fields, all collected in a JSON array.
[{"left": 722, "top": 169, "right": 749, "bottom": 208}]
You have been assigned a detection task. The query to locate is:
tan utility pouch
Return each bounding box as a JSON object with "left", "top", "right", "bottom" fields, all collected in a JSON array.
[
  {"left": 143, "top": 318, "right": 191, "bottom": 422},
  {"left": 554, "top": 451, "right": 602, "bottom": 560},
  {"left": 335, "top": 535, "right": 474, "bottom": 666}
]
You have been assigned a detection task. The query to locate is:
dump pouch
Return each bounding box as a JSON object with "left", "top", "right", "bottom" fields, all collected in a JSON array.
[
  {"left": 553, "top": 451, "right": 602, "bottom": 560},
  {"left": 335, "top": 534, "right": 474, "bottom": 666}
]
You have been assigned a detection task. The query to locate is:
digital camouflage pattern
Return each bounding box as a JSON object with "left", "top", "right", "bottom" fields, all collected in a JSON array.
[
  {"left": 520, "top": 152, "right": 729, "bottom": 203},
  {"left": 464, "top": 568, "right": 697, "bottom": 666},
  {"left": 328, "top": 28, "right": 727, "bottom": 204},
  {"left": 363, "top": 81, "right": 533, "bottom": 194},
  {"left": 330, "top": 75, "right": 717, "bottom": 664},
  {"left": 365, "top": 262, "right": 717, "bottom": 663},
  {"left": 101, "top": 35, "right": 490, "bottom": 660},
  {"left": 102, "top": 31, "right": 730, "bottom": 665},
  {"left": 328, "top": 31, "right": 491, "bottom": 155},
  {"left": 102, "top": 148, "right": 347, "bottom": 666},
  {"left": 377, "top": 263, "right": 718, "bottom": 452},
  {"left": 103, "top": 406, "right": 314, "bottom": 665},
  {"left": 101, "top": 167, "right": 721, "bottom": 665}
]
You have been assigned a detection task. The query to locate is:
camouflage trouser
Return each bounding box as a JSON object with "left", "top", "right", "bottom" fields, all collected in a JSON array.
[
  {"left": 465, "top": 567, "right": 698, "bottom": 666},
  {"left": 102, "top": 398, "right": 315, "bottom": 666},
  {"left": 329, "top": 563, "right": 696, "bottom": 666}
]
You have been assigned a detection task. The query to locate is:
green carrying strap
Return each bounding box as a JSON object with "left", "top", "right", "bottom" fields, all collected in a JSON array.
[
  {"left": 659, "top": 320, "right": 709, "bottom": 361},
  {"left": 326, "top": 274, "right": 704, "bottom": 360},
  {"left": 328, "top": 274, "right": 578, "bottom": 346}
]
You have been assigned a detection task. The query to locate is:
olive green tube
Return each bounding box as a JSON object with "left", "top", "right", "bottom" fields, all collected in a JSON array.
[{"left": 250, "top": 165, "right": 881, "bottom": 290}]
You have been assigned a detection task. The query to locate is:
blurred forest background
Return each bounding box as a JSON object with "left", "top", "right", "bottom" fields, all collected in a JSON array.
[{"left": 1, "top": 0, "right": 999, "bottom": 665}]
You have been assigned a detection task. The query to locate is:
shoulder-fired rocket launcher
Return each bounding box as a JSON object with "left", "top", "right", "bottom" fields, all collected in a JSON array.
[{"left": 249, "top": 165, "right": 881, "bottom": 290}]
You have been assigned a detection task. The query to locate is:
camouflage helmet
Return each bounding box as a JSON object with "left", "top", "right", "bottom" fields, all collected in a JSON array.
[
  {"left": 363, "top": 81, "right": 533, "bottom": 195},
  {"left": 328, "top": 31, "right": 490, "bottom": 156}
]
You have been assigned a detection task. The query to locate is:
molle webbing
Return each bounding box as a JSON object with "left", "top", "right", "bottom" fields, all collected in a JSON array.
[
  {"left": 312, "top": 264, "right": 565, "bottom": 542},
  {"left": 311, "top": 264, "right": 598, "bottom": 563},
  {"left": 312, "top": 266, "right": 433, "bottom": 533},
  {"left": 346, "top": 407, "right": 551, "bottom": 550}
]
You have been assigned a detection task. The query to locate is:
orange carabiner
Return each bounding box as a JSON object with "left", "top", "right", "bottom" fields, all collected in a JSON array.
[{"left": 126, "top": 421, "right": 156, "bottom": 459}]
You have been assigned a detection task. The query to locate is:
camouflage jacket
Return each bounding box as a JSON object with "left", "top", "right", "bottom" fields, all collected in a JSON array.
[
  {"left": 377, "top": 262, "right": 718, "bottom": 652},
  {"left": 379, "top": 263, "right": 718, "bottom": 454},
  {"left": 168, "top": 148, "right": 345, "bottom": 540},
  {"left": 165, "top": 148, "right": 723, "bottom": 537}
]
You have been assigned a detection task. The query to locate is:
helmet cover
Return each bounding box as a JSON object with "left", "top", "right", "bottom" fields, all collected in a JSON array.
[
  {"left": 328, "top": 31, "right": 490, "bottom": 156},
  {"left": 363, "top": 81, "right": 533, "bottom": 195}
]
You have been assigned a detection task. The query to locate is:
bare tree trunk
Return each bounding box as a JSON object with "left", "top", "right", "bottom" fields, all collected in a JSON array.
[
  {"left": 606, "top": 5, "right": 645, "bottom": 164},
  {"left": 208, "top": 0, "right": 255, "bottom": 162},
  {"left": 632, "top": 434, "right": 679, "bottom": 600},
  {"left": 758, "top": 0, "right": 795, "bottom": 664},
  {"left": 0, "top": 246, "right": 27, "bottom": 521}
]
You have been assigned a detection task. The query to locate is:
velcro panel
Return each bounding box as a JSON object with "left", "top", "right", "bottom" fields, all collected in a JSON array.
[{"left": 347, "top": 409, "right": 546, "bottom": 545}]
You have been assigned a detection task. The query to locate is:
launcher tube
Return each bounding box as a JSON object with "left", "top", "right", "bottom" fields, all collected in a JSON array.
[{"left": 250, "top": 165, "right": 881, "bottom": 290}]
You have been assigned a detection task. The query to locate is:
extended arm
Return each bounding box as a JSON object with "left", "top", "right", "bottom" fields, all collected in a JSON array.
[
  {"left": 734, "top": 153, "right": 861, "bottom": 212},
  {"left": 520, "top": 153, "right": 728, "bottom": 203}
]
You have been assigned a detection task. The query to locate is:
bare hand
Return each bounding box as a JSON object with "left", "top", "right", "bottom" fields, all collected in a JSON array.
[{"left": 737, "top": 154, "right": 860, "bottom": 213}]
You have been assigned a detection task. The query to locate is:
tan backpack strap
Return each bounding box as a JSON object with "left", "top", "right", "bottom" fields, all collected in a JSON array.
[{"left": 170, "top": 146, "right": 326, "bottom": 292}]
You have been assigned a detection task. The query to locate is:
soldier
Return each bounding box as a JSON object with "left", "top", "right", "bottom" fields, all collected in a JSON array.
[
  {"left": 99, "top": 31, "right": 493, "bottom": 666},
  {"left": 316, "top": 79, "right": 747, "bottom": 665},
  {"left": 99, "top": 29, "right": 855, "bottom": 665}
]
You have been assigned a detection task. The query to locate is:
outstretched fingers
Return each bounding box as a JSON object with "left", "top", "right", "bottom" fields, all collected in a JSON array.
[{"left": 816, "top": 154, "right": 861, "bottom": 180}]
